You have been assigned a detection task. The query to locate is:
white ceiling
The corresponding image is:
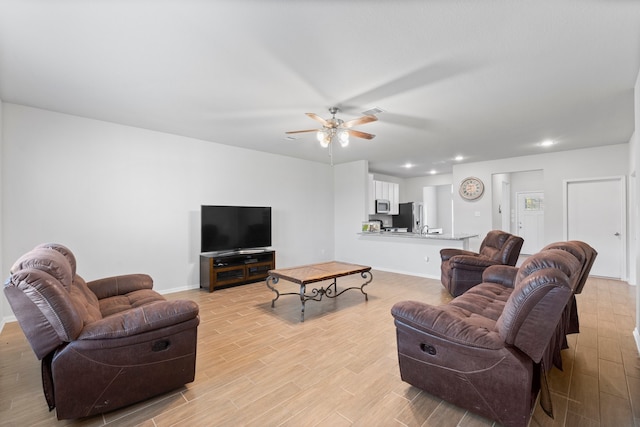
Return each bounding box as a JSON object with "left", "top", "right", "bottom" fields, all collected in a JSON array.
[{"left": 1, "top": 1, "right": 639, "bottom": 178}]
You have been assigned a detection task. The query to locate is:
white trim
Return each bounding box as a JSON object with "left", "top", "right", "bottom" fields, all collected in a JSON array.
[
  {"left": 0, "top": 315, "right": 17, "bottom": 333},
  {"left": 157, "top": 283, "right": 201, "bottom": 295},
  {"left": 634, "top": 328, "right": 640, "bottom": 354}
]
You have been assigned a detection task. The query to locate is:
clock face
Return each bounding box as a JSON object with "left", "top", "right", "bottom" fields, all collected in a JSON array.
[{"left": 459, "top": 177, "right": 484, "bottom": 200}]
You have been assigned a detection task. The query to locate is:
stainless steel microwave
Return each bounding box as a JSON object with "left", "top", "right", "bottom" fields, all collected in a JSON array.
[{"left": 375, "top": 199, "right": 391, "bottom": 214}]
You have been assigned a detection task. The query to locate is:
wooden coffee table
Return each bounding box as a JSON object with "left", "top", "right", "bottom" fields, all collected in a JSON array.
[{"left": 266, "top": 261, "right": 373, "bottom": 322}]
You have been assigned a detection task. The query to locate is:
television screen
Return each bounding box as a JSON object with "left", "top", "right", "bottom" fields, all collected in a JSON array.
[{"left": 201, "top": 205, "right": 272, "bottom": 253}]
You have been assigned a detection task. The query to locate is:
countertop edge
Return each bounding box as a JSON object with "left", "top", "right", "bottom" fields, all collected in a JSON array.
[{"left": 357, "top": 232, "right": 479, "bottom": 241}]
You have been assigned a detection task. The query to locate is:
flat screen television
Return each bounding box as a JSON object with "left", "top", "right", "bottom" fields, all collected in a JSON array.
[{"left": 201, "top": 205, "right": 272, "bottom": 253}]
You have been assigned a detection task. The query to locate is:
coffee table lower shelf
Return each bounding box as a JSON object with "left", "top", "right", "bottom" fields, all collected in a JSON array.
[{"left": 266, "top": 261, "right": 373, "bottom": 322}]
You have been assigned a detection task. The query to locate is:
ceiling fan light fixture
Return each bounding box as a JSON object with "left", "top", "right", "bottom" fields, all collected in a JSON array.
[
  {"left": 317, "top": 131, "right": 331, "bottom": 147},
  {"left": 338, "top": 130, "right": 349, "bottom": 147},
  {"left": 287, "top": 106, "right": 376, "bottom": 152}
]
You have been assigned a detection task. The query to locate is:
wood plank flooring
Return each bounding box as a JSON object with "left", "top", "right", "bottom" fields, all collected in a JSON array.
[{"left": 0, "top": 271, "right": 638, "bottom": 426}]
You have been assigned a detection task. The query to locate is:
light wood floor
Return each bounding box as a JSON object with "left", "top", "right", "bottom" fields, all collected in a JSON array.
[{"left": 0, "top": 271, "right": 638, "bottom": 426}]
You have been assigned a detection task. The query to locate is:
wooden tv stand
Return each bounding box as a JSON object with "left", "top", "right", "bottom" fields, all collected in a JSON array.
[{"left": 199, "top": 250, "right": 275, "bottom": 292}]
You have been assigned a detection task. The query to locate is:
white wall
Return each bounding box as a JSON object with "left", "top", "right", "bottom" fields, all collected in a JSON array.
[
  {"left": 333, "top": 144, "right": 631, "bottom": 279},
  {"left": 403, "top": 174, "right": 453, "bottom": 204},
  {"left": 334, "top": 160, "right": 369, "bottom": 263},
  {"left": 1, "top": 104, "right": 335, "bottom": 313},
  {"left": 0, "top": 99, "right": 5, "bottom": 329},
  {"left": 633, "top": 65, "right": 640, "bottom": 348},
  {"left": 436, "top": 184, "right": 453, "bottom": 233},
  {"left": 452, "top": 144, "right": 629, "bottom": 254}
]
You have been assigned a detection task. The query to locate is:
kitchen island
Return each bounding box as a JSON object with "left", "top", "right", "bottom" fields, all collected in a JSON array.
[{"left": 354, "top": 231, "right": 479, "bottom": 279}]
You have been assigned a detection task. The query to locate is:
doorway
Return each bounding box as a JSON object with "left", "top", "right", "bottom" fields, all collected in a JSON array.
[
  {"left": 564, "top": 176, "right": 626, "bottom": 279},
  {"left": 516, "top": 191, "right": 544, "bottom": 255},
  {"left": 491, "top": 170, "right": 544, "bottom": 239}
]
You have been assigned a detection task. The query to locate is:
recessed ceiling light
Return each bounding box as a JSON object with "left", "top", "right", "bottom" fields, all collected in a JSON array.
[
  {"left": 454, "top": 155, "right": 463, "bottom": 161},
  {"left": 430, "top": 170, "right": 437, "bottom": 175},
  {"left": 403, "top": 163, "right": 414, "bottom": 168},
  {"left": 539, "top": 139, "right": 555, "bottom": 147}
]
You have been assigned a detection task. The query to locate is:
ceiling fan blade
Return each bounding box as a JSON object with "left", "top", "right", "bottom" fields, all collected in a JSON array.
[
  {"left": 347, "top": 129, "right": 376, "bottom": 140},
  {"left": 306, "top": 112, "right": 330, "bottom": 126},
  {"left": 341, "top": 115, "right": 378, "bottom": 128},
  {"left": 285, "top": 129, "right": 320, "bottom": 134}
]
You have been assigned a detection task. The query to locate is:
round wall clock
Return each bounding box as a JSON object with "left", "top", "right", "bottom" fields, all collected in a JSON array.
[{"left": 459, "top": 177, "right": 484, "bottom": 200}]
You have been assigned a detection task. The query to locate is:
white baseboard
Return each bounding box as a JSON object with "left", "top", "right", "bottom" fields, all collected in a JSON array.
[
  {"left": 634, "top": 328, "right": 640, "bottom": 355},
  {"left": 158, "top": 283, "right": 201, "bottom": 295},
  {"left": 0, "top": 315, "right": 17, "bottom": 333},
  {"left": 369, "top": 266, "right": 440, "bottom": 281}
]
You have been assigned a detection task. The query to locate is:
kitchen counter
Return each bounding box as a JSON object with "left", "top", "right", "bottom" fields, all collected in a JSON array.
[
  {"left": 353, "top": 231, "right": 480, "bottom": 278},
  {"left": 358, "top": 231, "right": 478, "bottom": 250},
  {"left": 359, "top": 231, "right": 478, "bottom": 242}
]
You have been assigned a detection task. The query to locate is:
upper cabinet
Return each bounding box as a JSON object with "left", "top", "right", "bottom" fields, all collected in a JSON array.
[
  {"left": 369, "top": 176, "right": 399, "bottom": 215},
  {"left": 368, "top": 174, "right": 376, "bottom": 215}
]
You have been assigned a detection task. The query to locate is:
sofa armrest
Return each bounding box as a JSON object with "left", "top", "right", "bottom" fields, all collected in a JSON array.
[
  {"left": 87, "top": 274, "right": 154, "bottom": 299},
  {"left": 391, "top": 300, "right": 504, "bottom": 349},
  {"left": 482, "top": 265, "right": 519, "bottom": 288},
  {"left": 449, "top": 254, "right": 500, "bottom": 270},
  {"left": 440, "top": 248, "right": 478, "bottom": 261},
  {"left": 78, "top": 299, "right": 199, "bottom": 340}
]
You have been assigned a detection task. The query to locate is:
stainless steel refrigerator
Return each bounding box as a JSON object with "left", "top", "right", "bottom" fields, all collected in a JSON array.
[{"left": 393, "top": 202, "right": 423, "bottom": 232}]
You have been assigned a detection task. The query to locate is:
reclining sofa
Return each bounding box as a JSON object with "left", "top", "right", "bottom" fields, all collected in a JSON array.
[
  {"left": 391, "top": 241, "right": 596, "bottom": 427},
  {"left": 4, "top": 243, "right": 200, "bottom": 419},
  {"left": 440, "top": 229, "right": 524, "bottom": 296}
]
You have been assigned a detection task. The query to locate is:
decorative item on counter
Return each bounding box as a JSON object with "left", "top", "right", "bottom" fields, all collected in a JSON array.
[{"left": 362, "top": 221, "right": 381, "bottom": 232}]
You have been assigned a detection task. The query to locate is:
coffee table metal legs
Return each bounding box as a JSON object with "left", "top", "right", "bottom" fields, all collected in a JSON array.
[{"left": 267, "top": 271, "right": 373, "bottom": 322}]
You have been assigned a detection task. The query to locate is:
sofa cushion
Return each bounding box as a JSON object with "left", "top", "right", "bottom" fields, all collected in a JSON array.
[
  {"left": 391, "top": 300, "right": 504, "bottom": 349},
  {"left": 36, "top": 243, "right": 78, "bottom": 277},
  {"left": 11, "top": 248, "right": 73, "bottom": 290},
  {"left": 98, "top": 289, "right": 167, "bottom": 318},
  {"left": 514, "top": 249, "right": 579, "bottom": 288},
  {"left": 452, "top": 282, "right": 512, "bottom": 321},
  {"left": 6, "top": 268, "right": 84, "bottom": 356},
  {"left": 479, "top": 230, "right": 509, "bottom": 258},
  {"left": 69, "top": 275, "right": 102, "bottom": 325}
]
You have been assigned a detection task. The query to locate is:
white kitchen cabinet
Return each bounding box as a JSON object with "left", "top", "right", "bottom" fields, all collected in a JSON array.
[
  {"left": 368, "top": 174, "right": 376, "bottom": 215},
  {"left": 374, "top": 180, "right": 389, "bottom": 200},
  {"left": 370, "top": 179, "right": 400, "bottom": 215}
]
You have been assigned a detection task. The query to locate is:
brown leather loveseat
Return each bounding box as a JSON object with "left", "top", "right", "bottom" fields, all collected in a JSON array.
[
  {"left": 391, "top": 241, "right": 596, "bottom": 427},
  {"left": 4, "top": 243, "right": 200, "bottom": 419},
  {"left": 440, "top": 229, "right": 524, "bottom": 296}
]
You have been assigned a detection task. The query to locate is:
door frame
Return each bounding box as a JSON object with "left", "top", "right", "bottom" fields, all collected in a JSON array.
[
  {"left": 563, "top": 175, "right": 627, "bottom": 280},
  {"left": 501, "top": 180, "right": 511, "bottom": 233}
]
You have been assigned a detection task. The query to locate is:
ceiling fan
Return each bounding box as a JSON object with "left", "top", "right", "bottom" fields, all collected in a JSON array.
[{"left": 285, "top": 107, "right": 377, "bottom": 148}]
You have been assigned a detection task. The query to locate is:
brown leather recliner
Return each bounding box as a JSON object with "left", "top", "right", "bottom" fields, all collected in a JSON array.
[
  {"left": 440, "top": 229, "right": 524, "bottom": 296},
  {"left": 4, "top": 243, "right": 200, "bottom": 420},
  {"left": 391, "top": 242, "right": 596, "bottom": 427},
  {"left": 482, "top": 240, "right": 597, "bottom": 370}
]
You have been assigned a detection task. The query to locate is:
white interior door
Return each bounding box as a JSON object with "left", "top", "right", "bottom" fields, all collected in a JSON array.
[
  {"left": 565, "top": 177, "right": 626, "bottom": 279},
  {"left": 516, "top": 191, "right": 544, "bottom": 254}
]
